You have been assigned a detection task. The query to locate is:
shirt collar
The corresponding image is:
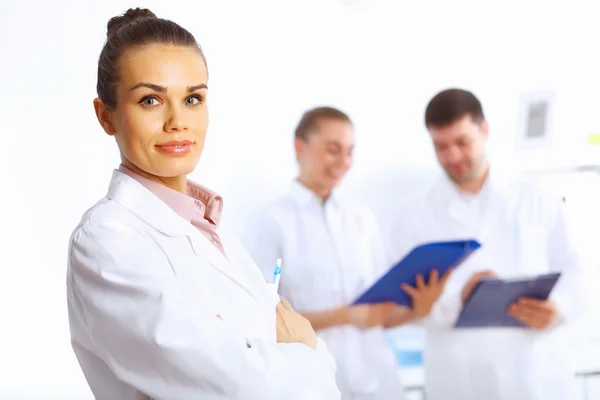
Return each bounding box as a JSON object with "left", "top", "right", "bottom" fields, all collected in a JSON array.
[
  {"left": 118, "top": 165, "right": 223, "bottom": 226},
  {"left": 288, "top": 179, "right": 341, "bottom": 209},
  {"left": 440, "top": 165, "right": 514, "bottom": 203}
]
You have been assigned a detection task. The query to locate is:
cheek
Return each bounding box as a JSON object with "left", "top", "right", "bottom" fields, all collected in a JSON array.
[
  {"left": 435, "top": 149, "right": 448, "bottom": 163},
  {"left": 112, "top": 111, "right": 162, "bottom": 164},
  {"left": 464, "top": 147, "right": 477, "bottom": 161},
  {"left": 344, "top": 154, "right": 354, "bottom": 167},
  {"left": 196, "top": 107, "right": 209, "bottom": 129},
  {"left": 120, "top": 110, "right": 163, "bottom": 146},
  {"left": 321, "top": 154, "right": 339, "bottom": 169},
  {"left": 187, "top": 107, "right": 209, "bottom": 145}
]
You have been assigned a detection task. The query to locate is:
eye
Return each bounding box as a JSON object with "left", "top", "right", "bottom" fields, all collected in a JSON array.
[
  {"left": 139, "top": 96, "right": 160, "bottom": 108},
  {"left": 457, "top": 139, "right": 470, "bottom": 148},
  {"left": 184, "top": 95, "right": 203, "bottom": 106}
]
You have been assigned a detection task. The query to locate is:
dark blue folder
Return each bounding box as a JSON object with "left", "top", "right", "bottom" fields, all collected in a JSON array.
[
  {"left": 352, "top": 240, "right": 481, "bottom": 307},
  {"left": 455, "top": 272, "right": 561, "bottom": 328}
]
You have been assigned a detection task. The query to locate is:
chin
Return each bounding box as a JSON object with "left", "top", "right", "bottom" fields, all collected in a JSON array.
[
  {"left": 155, "top": 158, "right": 199, "bottom": 178},
  {"left": 449, "top": 170, "right": 476, "bottom": 183}
]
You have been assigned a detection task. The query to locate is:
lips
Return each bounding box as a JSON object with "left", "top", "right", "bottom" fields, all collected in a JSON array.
[
  {"left": 158, "top": 140, "right": 193, "bottom": 147},
  {"left": 155, "top": 140, "right": 195, "bottom": 156}
]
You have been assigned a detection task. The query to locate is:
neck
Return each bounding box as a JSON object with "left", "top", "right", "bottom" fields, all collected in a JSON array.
[
  {"left": 297, "top": 176, "right": 331, "bottom": 203},
  {"left": 121, "top": 160, "right": 188, "bottom": 194},
  {"left": 456, "top": 161, "right": 490, "bottom": 194}
]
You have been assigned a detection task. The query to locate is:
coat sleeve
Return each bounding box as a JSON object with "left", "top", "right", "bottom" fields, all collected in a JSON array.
[
  {"left": 546, "top": 196, "right": 597, "bottom": 325},
  {"left": 68, "top": 219, "right": 340, "bottom": 400}
]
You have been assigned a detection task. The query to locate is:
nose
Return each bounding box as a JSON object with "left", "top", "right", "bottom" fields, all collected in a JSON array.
[
  {"left": 445, "top": 146, "right": 462, "bottom": 164},
  {"left": 164, "top": 104, "right": 188, "bottom": 132}
]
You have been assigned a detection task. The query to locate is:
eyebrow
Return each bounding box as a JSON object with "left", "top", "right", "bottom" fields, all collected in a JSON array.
[
  {"left": 129, "top": 83, "right": 208, "bottom": 93},
  {"left": 325, "top": 140, "right": 354, "bottom": 149}
]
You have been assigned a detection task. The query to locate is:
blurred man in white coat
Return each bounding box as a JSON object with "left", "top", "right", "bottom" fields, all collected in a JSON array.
[{"left": 388, "top": 88, "right": 592, "bottom": 400}]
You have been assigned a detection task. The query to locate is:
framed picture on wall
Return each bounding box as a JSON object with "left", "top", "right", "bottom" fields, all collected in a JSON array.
[{"left": 515, "top": 90, "right": 556, "bottom": 151}]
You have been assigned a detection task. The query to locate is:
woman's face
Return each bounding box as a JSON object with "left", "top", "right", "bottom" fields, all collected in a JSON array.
[
  {"left": 95, "top": 43, "right": 209, "bottom": 179},
  {"left": 295, "top": 118, "right": 355, "bottom": 192}
]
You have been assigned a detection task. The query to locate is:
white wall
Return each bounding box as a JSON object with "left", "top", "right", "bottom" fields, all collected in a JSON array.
[{"left": 2, "top": 0, "right": 600, "bottom": 398}]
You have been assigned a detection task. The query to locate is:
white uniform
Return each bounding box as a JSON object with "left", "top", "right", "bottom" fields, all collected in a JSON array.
[
  {"left": 67, "top": 170, "right": 341, "bottom": 400},
  {"left": 388, "top": 168, "right": 591, "bottom": 400},
  {"left": 241, "top": 181, "right": 403, "bottom": 400}
]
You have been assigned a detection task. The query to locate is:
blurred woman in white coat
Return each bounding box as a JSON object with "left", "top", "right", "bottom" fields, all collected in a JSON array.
[
  {"left": 241, "top": 107, "right": 451, "bottom": 400},
  {"left": 388, "top": 88, "right": 593, "bottom": 400},
  {"left": 66, "top": 8, "right": 340, "bottom": 400}
]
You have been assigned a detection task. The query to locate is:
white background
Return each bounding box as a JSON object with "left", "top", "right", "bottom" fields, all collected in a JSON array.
[{"left": 1, "top": 0, "right": 600, "bottom": 398}]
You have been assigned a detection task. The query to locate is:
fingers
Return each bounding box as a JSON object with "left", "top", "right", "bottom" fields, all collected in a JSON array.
[
  {"left": 465, "top": 270, "right": 496, "bottom": 289},
  {"left": 279, "top": 296, "right": 294, "bottom": 311},
  {"left": 478, "top": 270, "right": 497, "bottom": 279},
  {"left": 509, "top": 310, "right": 540, "bottom": 329},
  {"left": 508, "top": 301, "right": 554, "bottom": 330},
  {"left": 511, "top": 300, "right": 554, "bottom": 316},
  {"left": 415, "top": 273, "right": 425, "bottom": 290},
  {"left": 428, "top": 269, "right": 439, "bottom": 285},
  {"left": 401, "top": 283, "right": 418, "bottom": 298},
  {"left": 461, "top": 278, "right": 480, "bottom": 305},
  {"left": 516, "top": 297, "right": 552, "bottom": 310},
  {"left": 509, "top": 309, "right": 548, "bottom": 329}
]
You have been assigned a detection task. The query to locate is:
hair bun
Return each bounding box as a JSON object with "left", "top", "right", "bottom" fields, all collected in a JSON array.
[{"left": 107, "top": 8, "right": 157, "bottom": 37}]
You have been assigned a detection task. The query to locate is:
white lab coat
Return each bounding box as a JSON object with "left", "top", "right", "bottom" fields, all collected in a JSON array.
[
  {"left": 241, "top": 181, "right": 403, "bottom": 400},
  {"left": 66, "top": 170, "right": 341, "bottom": 400},
  {"left": 388, "top": 169, "right": 591, "bottom": 400}
]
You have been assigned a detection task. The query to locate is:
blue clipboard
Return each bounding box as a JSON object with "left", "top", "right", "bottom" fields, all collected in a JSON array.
[
  {"left": 352, "top": 240, "right": 481, "bottom": 307},
  {"left": 455, "top": 272, "right": 561, "bottom": 328}
]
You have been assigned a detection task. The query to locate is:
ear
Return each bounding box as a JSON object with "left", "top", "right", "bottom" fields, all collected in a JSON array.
[
  {"left": 93, "top": 98, "right": 116, "bottom": 136},
  {"left": 293, "top": 137, "right": 305, "bottom": 161},
  {"left": 480, "top": 120, "right": 489, "bottom": 139}
]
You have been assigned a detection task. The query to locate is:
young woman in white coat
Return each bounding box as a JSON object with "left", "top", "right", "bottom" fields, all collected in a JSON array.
[
  {"left": 66, "top": 9, "right": 341, "bottom": 400},
  {"left": 241, "top": 107, "right": 451, "bottom": 400},
  {"left": 388, "top": 88, "right": 593, "bottom": 400}
]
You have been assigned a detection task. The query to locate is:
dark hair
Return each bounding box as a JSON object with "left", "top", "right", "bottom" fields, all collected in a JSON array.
[
  {"left": 424, "top": 88, "right": 485, "bottom": 128},
  {"left": 97, "top": 8, "right": 206, "bottom": 110},
  {"left": 294, "top": 106, "right": 352, "bottom": 141}
]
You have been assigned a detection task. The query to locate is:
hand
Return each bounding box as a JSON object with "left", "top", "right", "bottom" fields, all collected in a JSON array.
[
  {"left": 401, "top": 269, "right": 453, "bottom": 319},
  {"left": 461, "top": 270, "right": 497, "bottom": 305},
  {"left": 276, "top": 296, "right": 318, "bottom": 349},
  {"left": 508, "top": 298, "right": 558, "bottom": 330},
  {"left": 346, "top": 302, "right": 396, "bottom": 329}
]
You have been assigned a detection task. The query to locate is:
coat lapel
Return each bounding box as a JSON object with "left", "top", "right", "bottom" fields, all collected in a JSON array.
[
  {"left": 186, "top": 230, "right": 259, "bottom": 300},
  {"left": 437, "top": 176, "right": 473, "bottom": 233},
  {"left": 106, "top": 170, "right": 258, "bottom": 299}
]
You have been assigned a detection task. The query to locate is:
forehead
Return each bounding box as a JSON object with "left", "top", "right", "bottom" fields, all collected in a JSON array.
[
  {"left": 310, "top": 119, "right": 354, "bottom": 143},
  {"left": 118, "top": 43, "right": 208, "bottom": 86},
  {"left": 430, "top": 115, "right": 480, "bottom": 142}
]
